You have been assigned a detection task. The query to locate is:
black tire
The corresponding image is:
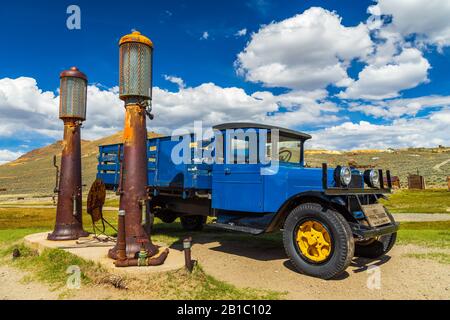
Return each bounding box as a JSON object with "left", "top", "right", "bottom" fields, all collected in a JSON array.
[
  {"left": 283, "top": 203, "right": 355, "bottom": 280},
  {"left": 158, "top": 210, "right": 177, "bottom": 224},
  {"left": 180, "top": 215, "right": 207, "bottom": 231},
  {"left": 355, "top": 232, "right": 397, "bottom": 259}
]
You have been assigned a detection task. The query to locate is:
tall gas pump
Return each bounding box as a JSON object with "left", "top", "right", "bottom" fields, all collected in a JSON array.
[
  {"left": 48, "top": 67, "right": 90, "bottom": 241},
  {"left": 108, "top": 31, "right": 161, "bottom": 260}
]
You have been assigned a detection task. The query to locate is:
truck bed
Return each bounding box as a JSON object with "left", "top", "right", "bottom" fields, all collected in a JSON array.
[{"left": 97, "top": 135, "right": 212, "bottom": 192}]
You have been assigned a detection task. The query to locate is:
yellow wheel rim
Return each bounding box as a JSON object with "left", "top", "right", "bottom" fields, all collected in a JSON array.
[{"left": 296, "top": 220, "right": 332, "bottom": 263}]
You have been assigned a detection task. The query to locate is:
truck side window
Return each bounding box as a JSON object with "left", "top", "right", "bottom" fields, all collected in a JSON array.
[
  {"left": 225, "top": 129, "right": 258, "bottom": 165},
  {"left": 231, "top": 137, "right": 250, "bottom": 164}
]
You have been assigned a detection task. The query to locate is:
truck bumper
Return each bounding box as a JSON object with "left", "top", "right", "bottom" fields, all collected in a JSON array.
[{"left": 349, "top": 222, "right": 400, "bottom": 239}]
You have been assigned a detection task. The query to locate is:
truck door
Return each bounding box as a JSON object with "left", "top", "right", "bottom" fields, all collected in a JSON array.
[{"left": 212, "top": 132, "right": 264, "bottom": 213}]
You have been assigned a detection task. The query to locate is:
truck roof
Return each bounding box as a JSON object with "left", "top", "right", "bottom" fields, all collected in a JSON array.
[{"left": 213, "top": 123, "right": 312, "bottom": 141}]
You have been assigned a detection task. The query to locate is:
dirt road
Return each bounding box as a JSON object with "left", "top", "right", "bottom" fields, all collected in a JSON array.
[
  {"left": 393, "top": 213, "right": 450, "bottom": 222},
  {"left": 0, "top": 266, "right": 61, "bottom": 300},
  {"left": 192, "top": 242, "right": 450, "bottom": 300}
]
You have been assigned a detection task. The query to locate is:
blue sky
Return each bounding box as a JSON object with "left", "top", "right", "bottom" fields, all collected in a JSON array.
[{"left": 1, "top": 0, "right": 450, "bottom": 163}]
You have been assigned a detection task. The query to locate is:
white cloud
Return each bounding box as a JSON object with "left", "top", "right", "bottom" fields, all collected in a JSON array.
[
  {"left": 373, "top": 0, "right": 450, "bottom": 50},
  {"left": 0, "top": 149, "right": 23, "bottom": 165},
  {"left": 236, "top": 7, "right": 373, "bottom": 90},
  {"left": 0, "top": 77, "right": 60, "bottom": 138},
  {"left": 151, "top": 84, "right": 340, "bottom": 133},
  {"left": 235, "top": 28, "right": 247, "bottom": 37},
  {"left": 0, "top": 76, "right": 341, "bottom": 144},
  {"left": 163, "top": 75, "right": 186, "bottom": 89},
  {"left": 201, "top": 31, "right": 209, "bottom": 40},
  {"left": 309, "top": 108, "right": 450, "bottom": 150},
  {"left": 349, "top": 95, "right": 450, "bottom": 119},
  {"left": 339, "top": 47, "right": 430, "bottom": 100}
]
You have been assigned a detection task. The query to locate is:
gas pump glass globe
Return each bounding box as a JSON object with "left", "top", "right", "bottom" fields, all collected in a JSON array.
[
  {"left": 59, "top": 67, "right": 87, "bottom": 121},
  {"left": 119, "top": 31, "right": 153, "bottom": 100}
]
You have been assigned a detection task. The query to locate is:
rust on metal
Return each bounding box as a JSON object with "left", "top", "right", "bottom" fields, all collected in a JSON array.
[
  {"left": 87, "top": 179, "right": 107, "bottom": 223},
  {"left": 109, "top": 103, "right": 159, "bottom": 259},
  {"left": 60, "top": 66, "right": 87, "bottom": 81},
  {"left": 114, "top": 248, "right": 170, "bottom": 268},
  {"left": 183, "top": 237, "right": 194, "bottom": 273},
  {"left": 115, "top": 210, "right": 127, "bottom": 262},
  {"left": 48, "top": 119, "right": 89, "bottom": 240},
  {"left": 109, "top": 31, "right": 167, "bottom": 265}
]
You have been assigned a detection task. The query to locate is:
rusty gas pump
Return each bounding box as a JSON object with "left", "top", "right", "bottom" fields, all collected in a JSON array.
[
  {"left": 48, "top": 67, "right": 90, "bottom": 241},
  {"left": 108, "top": 31, "right": 167, "bottom": 264}
]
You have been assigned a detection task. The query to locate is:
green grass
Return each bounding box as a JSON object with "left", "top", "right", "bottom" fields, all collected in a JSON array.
[
  {"left": 152, "top": 264, "right": 283, "bottom": 300},
  {"left": 0, "top": 240, "right": 282, "bottom": 299},
  {"left": 397, "top": 221, "right": 450, "bottom": 248},
  {"left": 0, "top": 208, "right": 283, "bottom": 300},
  {"left": 381, "top": 189, "right": 450, "bottom": 213},
  {"left": 406, "top": 253, "right": 450, "bottom": 265},
  {"left": 0, "top": 245, "right": 100, "bottom": 288}
]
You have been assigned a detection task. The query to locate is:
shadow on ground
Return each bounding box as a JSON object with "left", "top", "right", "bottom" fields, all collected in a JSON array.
[{"left": 152, "top": 222, "right": 391, "bottom": 281}]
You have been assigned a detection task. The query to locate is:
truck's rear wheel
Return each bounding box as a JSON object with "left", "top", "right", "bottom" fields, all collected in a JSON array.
[
  {"left": 283, "top": 203, "right": 354, "bottom": 280},
  {"left": 180, "top": 215, "right": 207, "bottom": 231},
  {"left": 355, "top": 232, "right": 397, "bottom": 259},
  {"left": 157, "top": 209, "right": 177, "bottom": 224}
]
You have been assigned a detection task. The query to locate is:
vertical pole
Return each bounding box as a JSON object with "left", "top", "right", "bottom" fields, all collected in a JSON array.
[
  {"left": 115, "top": 210, "right": 127, "bottom": 263},
  {"left": 48, "top": 119, "right": 89, "bottom": 240},
  {"left": 110, "top": 104, "right": 158, "bottom": 258}
]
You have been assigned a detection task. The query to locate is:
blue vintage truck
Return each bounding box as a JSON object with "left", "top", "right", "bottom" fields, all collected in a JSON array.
[{"left": 96, "top": 123, "right": 399, "bottom": 279}]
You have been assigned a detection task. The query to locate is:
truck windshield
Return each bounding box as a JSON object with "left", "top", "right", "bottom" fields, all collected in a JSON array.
[{"left": 266, "top": 134, "right": 303, "bottom": 164}]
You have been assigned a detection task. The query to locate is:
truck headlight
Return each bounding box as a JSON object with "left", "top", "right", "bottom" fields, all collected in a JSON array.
[
  {"left": 364, "top": 169, "right": 380, "bottom": 188},
  {"left": 335, "top": 166, "right": 352, "bottom": 186}
]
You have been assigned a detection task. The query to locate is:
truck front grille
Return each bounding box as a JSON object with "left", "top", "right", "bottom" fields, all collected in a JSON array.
[{"left": 349, "top": 174, "right": 364, "bottom": 188}]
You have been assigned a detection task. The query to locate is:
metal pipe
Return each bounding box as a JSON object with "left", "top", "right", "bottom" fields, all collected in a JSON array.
[
  {"left": 114, "top": 248, "right": 169, "bottom": 268},
  {"left": 183, "top": 237, "right": 194, "bottom": 272},
  {"left": 115, "top": 210, "right": 127, "bottom": 262}
]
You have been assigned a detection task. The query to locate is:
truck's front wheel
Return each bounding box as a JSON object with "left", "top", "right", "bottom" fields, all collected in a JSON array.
[
  {"left": 283, "top": 203, "right": 355, "bottom": 280},
  {"left": 180, "top": 215, "right": 207, "bottom": 231}
]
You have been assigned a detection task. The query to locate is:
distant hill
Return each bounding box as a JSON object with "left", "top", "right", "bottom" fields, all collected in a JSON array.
[
  {"left": 305, "top": 147, "right": 450, "bottom": 188},
  {"left": 0, "top": 131, "right": 161, "bottom": 195},
  {"left": 0, "top": 133, "right": 448, "bottom": 195}
]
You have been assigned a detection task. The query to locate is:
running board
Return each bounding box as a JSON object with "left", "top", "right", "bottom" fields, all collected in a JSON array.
[{"left": 207, "top": 223, "right": 265, "bottom": 235}]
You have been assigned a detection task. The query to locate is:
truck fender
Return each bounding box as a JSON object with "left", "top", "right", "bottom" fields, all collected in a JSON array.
[{"left": 264, "top": 191, "right": 352, "bottom": 233}]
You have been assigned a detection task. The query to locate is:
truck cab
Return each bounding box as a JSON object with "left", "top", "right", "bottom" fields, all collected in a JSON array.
[{"left": 97, "top": 122, "right": 399, "bottom": 279}]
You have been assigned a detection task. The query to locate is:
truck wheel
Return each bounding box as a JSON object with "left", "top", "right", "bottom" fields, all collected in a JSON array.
[
  {"left": 160, "top": 214, "right": 177, "bottom": 224},
  {"left": 157, "top": 209, "right": 177, "bottom": 224},
  {"left": 283, "top": 203, "right": 355, "bottom": 280},
  {"left": 355, "top": 232, "right": 397, "bottom": 259},
  {"left": 180, "top": 215, "right": 207, "bottom": 231}
]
